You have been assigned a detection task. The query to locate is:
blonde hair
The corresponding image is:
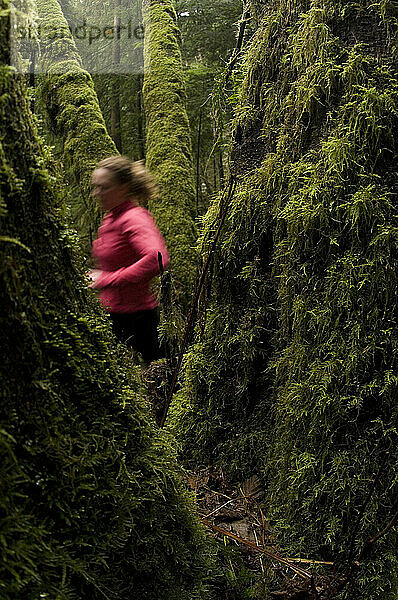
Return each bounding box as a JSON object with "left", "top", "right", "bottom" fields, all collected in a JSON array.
[{"left": 97, "top": 156, "right": 158, "bottom": 203}]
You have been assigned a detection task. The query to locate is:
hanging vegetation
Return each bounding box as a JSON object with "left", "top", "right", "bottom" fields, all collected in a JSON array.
[
  {"left": 172, "top": 0, "right": 398, "bottom": 596},
  {"left": 0, "top": 3, "right": 217, "bottom": 597},
  {"left": 142, "top": 0, "right": 197, "bottom": 308}
]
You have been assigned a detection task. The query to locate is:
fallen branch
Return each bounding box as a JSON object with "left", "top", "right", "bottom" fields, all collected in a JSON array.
[
  {"left": 285, "top": 558, "right": 335, "bottom": 566},
  {"left": 201, "top": 518, "right": 312, "bottom": 580},
  {"left": 360, "top": 503, "right": 398, "bottom": 559}
]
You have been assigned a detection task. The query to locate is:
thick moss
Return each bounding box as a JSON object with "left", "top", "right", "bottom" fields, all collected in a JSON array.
[
  {"left": 36, "top": 0, "right": 117, "bottom": 236},
  {"left": 172, "top": 0, "right": 398, "bottom": 596},
  {"left": 0, "top": 4, "right": 215, "bottom": 598},
  {"left": 143, "top": 0, "right": 197, "bottom": 308}
]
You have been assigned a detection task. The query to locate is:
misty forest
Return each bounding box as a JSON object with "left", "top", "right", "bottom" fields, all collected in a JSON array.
[{"left": 1, "top": 0, "right": 398, "bottom": 598}]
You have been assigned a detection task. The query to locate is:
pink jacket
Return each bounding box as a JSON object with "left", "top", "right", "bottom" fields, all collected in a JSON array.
[{"left": 92, "top": 200, "right": 170, "bottom": 313}]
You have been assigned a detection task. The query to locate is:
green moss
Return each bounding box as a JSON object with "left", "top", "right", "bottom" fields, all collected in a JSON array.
[
  {"left": 172, "top": 0, "right": 398, "bottom": 596},
  {"left": 0, "top": 3, "right": 217, "bottom": 597},
  {"left": 143, "top": 0, "right": 197, "bottom": 310}
]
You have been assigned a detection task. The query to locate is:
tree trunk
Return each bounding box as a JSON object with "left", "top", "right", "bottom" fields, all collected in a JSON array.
[
  {"left": 142, "top": 0, "right": 197, "bottom": 309},
  {"left": 175, "top": 1, "right": 398, "bottom": 596},
  {"left": 36, "top": 0, "right": 117, "bottom": 236}
]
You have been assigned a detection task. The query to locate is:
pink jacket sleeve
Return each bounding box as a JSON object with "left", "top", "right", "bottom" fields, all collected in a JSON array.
[{"left": 96, "top": 211, "right": 170, "bottom": 288}]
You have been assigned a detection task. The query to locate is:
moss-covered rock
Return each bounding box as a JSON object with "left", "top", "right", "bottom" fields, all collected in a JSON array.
[
  {"left": 172, "top": 1, "right": 398, "bottom": 596},
  {"left": 0, "top": 3, "right": 216, "bottom": 598},
  {"left": 143, "top": 0, "right": 197, "bottom": 308}
]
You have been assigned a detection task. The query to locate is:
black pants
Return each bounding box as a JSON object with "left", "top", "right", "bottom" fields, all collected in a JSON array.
[{"left": 109, "top": 308, "right": 163, "bottom": 364}]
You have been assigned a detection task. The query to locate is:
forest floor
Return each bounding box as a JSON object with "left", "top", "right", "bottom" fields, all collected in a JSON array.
[
  {"left": 143, "top": 362, "right": 345, "bottom": 600},
  {"left": 187, "top": 466, "right": 334, "bottom": 600}
]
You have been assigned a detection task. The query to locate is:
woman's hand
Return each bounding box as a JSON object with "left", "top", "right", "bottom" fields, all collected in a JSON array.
[{"left": 86, "top": 269, "right": 103, "bottom": 289}]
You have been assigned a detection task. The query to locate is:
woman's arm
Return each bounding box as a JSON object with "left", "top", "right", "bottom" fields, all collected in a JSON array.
[{"left": 90, "top": 211, "right": 169, "bottom": 289}]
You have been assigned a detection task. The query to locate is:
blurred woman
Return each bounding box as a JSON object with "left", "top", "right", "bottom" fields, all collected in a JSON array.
[{"left": 88, "top": 156, "right": 169, "bottom": 363}]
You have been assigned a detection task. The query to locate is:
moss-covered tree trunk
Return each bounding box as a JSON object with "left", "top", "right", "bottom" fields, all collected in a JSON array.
[
  {"left": 174, "top": 0, "right": 398, "bottom": 596},
  {"left": 142, "top": 0, "right": 197, "bottom": 307},
  {"left": 35, "top": 0, "right": 117, "bottom": 235},
  {"left": 111, "top": 0, "right": 122, "bottom": 152},
  {"left": 0, "top": 3, "right": 214, "bottom": 598}
]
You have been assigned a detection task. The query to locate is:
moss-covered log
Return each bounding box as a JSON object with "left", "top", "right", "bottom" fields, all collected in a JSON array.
[
  {"left": 0, "top": 3, "right": 215, "bottom": 598},
  {"left": 36, "top": 0, "right": 117, "bottom": 235},
  {"left": 143, "top": 0, "right": 197, "bottom": 306},
  {"left": 173, "top": 0, "right": 398, "bottom": 596}
]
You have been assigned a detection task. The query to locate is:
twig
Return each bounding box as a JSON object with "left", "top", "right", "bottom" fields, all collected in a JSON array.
[
  {"left": 159, "top": 176, "right": 237, "bottom": 427},
  {"left": 225, "top": 5, "right": 251, "bottom": 86},
  {"left": 285, "top": 558, "right": 335, "bottom": 566},
  {"left": 360, "top": 503, "right": 398, "bottom": 558},
  {"left": 259, "top": 507, "right": 266, "bottom": 546},
  {"left": 254, "top": 529, "right": 266, "bottom": 577},
  {"left": 201, "top": 485, "right": 234, "bottom": 501},
  {"left": 202, "top": 497, "right": 237, "bottom": 519},
  {"left": 202, "top": 485, "right": 265, "bottom": 519}
]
